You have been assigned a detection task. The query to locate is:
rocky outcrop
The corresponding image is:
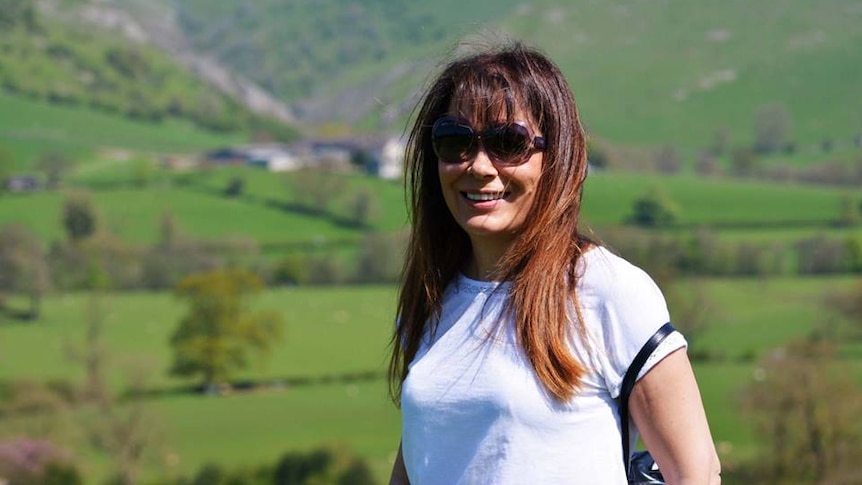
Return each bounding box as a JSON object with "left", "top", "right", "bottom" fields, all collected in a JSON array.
[{"left": 54, "top": 0, "right": 296, "bottom": 124}]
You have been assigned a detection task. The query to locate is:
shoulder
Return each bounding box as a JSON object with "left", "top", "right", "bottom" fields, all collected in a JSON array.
[
  {"left": 578, "top": 246, "right": 665, "bottom": 308},
  {"left": 575, "top": 246, "right": 671, "bottom": 354}
]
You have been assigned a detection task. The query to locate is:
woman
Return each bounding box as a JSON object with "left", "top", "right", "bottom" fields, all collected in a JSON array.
[{"left": 388, "top": 41, "right": 721, "bottom": 484}]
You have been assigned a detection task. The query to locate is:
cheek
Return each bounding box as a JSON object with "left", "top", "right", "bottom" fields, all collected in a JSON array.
[{"left": 437, "top": 165, "right": 461, "bottom": 206}]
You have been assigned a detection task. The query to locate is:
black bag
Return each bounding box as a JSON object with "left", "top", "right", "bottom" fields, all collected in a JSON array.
[{"left": 618, "top": 322, "right": 675, "bottom": 485}]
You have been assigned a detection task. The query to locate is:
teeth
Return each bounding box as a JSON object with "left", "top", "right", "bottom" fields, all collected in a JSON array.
[{"left": 465, "top": 192, "right": 505, "bottom": 201}]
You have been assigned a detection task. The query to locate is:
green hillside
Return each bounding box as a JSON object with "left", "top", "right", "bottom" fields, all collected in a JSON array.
[
  {"left": 1, "top": 166, "right": 857, "bottom": 250},
  {"left": 0, "top": 0, "right": 294, "bottom": 169},
  {"left": 0, "top": 92, "right": 244, "bottom": 170},
  {"left": 173, "top": 0, "right": 862, "bottom": 152},
  {"left": 0, "top": 277, "right": 859, "bottom": 482}
]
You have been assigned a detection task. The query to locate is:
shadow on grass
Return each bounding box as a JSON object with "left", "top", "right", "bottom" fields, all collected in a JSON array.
[
  {"left": 122, "top": 369, "right": 385, "bottom": 401},
  {"left": 174, "top": 175, "right": 373, "bottom": 231},
  {"left": 0, "top": 305, "right": 38, "bottom": 323}
]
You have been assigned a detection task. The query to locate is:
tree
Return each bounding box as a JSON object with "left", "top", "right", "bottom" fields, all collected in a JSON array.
[
  {"left": 653, "top": 144, "right": 682, "bottom": 174},
  {"left": 353, "top": 231, "right": 404, "bottom": 283},
  {"left": 62, "top": 192, "right": 97, "bottom": 242},
  {"left": 0, "top": 141, "right": 15, "bottom": 189},
  {"left": 824, "top": 278, "right": 862, "bottom": 336},
  {"left": 695, "top": 150, "right": 722, "bottom": 177},
  {"left": 627, "top": 189, "right": 679, "bottom": 228},
  {"left": 343, "top": 188, "right": 381, "bottom": 228},
  {"left": 223, "top": 176, "right": 244, "bottom": 198},
  {"left": 753, "top": 103, "right": 793, "bottom": 154},
  {"left": 730, "top": 146, "right": 758, "bottom": 177},
  {"left": 63, "top": 273, "right": 164, "bottom": 485},
  {"left": 0, "top": 224, "right": 50, "bottom": 319},
  {"left": 286, "top": 168, "right": 347, "bottom": 216},
  {"left": 741, "top": 339, "right": 862, "bottom": 483},
  {"left": 586, "top": 139, "right": 609, "bottom": 170},
  {"left": 0, "top": 438, "right": 80, "bottom": 485},
  {"left": 169, "top": 268, "right": 284, "bottom": 389},
  {"left": 710, "top": 126, "right": 730, "bottom": 156},
  {"left": 0, "top": 0, "right": 37, "bottom": 31},
  {"left": 34, "top": 151, "right": 73, "bottom": 189}
]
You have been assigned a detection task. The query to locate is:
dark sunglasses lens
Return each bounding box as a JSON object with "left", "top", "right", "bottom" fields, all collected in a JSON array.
[
  {"left": 433, "top": 122, "right": 474, "bottom": 163},
  {"left": 485, "top": 125, "right": 532, "bottom": 164}
]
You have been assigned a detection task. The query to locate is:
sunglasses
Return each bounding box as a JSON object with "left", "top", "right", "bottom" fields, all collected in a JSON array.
[{"left": 431, "top": 116, "right": 546, "bottom": 165}]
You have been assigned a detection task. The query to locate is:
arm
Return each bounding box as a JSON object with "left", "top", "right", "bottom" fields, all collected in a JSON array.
[
  {"left": 389, "top": 441, "right": 410, "bottom": 485},
  {"left": 629, "top": 348, "right": 721, "bottom": 485}
]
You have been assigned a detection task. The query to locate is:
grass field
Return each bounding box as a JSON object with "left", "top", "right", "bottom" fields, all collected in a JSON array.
[
  {"left": 0, "top": 92, "right": 245, "bottom": 170},
  {"left": 1, "top": 166, "right": 858, "bottom": 250},
  {"left": 1, "top": 276, "right": 859, "bottom": 483}
]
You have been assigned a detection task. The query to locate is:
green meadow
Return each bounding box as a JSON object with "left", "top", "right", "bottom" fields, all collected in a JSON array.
[
  {"left": 1, "top": 276, "right": 860, "bottom": 482},
  {"left": 1, "top": 165, "right": 857, "bottom": 249},
  {"left": 1, "top": 1, "right": 860, "bottom": 482},
  {"left": 0, "top": 93, "right": 244, "bottom": 170}
]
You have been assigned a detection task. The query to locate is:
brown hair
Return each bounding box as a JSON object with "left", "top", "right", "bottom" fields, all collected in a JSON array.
[{"left": 389, "top": 41, "right": 593, "bottom": 404}]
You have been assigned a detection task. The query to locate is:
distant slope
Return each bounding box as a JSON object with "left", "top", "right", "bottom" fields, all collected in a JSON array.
[
  {"left": 0, "top": 91, "right": 244, "bottom": 170},
  {"left": 0, "top": 0, "right": 300, "bottom": 168},
  {"left": 511, "top": 0, "right": 862, "bottom": 150},
  {"left": 173, "top": 0, "right": 862, "bottom": 151},
  {"left": 172, "top": 0, "right": 527, "bottom": 128}
]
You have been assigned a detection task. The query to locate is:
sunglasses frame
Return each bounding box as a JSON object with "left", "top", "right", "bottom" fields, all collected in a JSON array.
[{"left": 431, "top": 116, "right": 546, "bottom": 166}]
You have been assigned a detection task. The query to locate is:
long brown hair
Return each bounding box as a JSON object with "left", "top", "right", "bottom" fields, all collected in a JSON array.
[{"left": 389, "top": 41, "right": 593, "bottom": 404}]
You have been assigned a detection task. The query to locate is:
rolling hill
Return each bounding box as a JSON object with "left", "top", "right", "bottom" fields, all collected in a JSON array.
[
  {"left": 0, "top": 0, "right": 297, "bottom": 168},
  {"left": 168, "top": 0, "right": 862, "bottom": 152},
  {"left": 3, "top": 0, "right": 860, "bottom": 164}
]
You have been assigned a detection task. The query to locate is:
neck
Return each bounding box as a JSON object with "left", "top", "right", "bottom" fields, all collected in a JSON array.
[{"left": 465, "top": 238, "right": 511, "bottom": 281}]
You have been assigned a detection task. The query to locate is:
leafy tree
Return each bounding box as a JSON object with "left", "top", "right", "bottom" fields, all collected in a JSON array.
[
  {"left": 273, "top": 446, "right": 376, "bottom": 485},
  {"left": 224, "top": 176, "right": 245, "bottom": 198},
  {"left": 286, "top": 168, "right": 347, "bottom": 216},
  {"left": 0, "top": 224, "right": 50, "bottom": 319},
  {"left": 695, "top": 150, "right": 722, "bottom": 177},
  {"left": 753, "top": 103, "right": 793, "bottom": 154},
  {"left": 169, "top": 268, "right": 284, "bottom": 389},
  {"left": 825, "top": 279, "right": 862, "bottom": 336},
  {"left": 343, "top": 188, "right": 381, "bottom": 228},
  {"left": 0, "top": 0, "right": 37, "bottom": 31},
  {"left": 838, "top": 195, "right": 860, "bottom": 227},
  {"left": 709, "top": 126, "right": 730, "bottom": 156},
  {"left": 35, "top": 151, "right": 73, "bottom": 189},
  {"left": 627, "top": 189, "right": 679, "bottom": 228},
  {"left": 0, "top": 438, "right": 80, "bottom": 485},
  {"left": 730, "top": 146, "right": 758, "bottom": 177},
  {"left": 653, "top": 143, "right": 682, "bottom": 174},
  {"left": 62, "top": 192, "right": 98, "bottom": 242},
  {"left": 132, "top": 158, "right": 156, "bottom": 187},
  {"left": 353, "top": 231, "right": 403, "bottom": 284},
  {"left": 586, "top": 139, "right": 609, "bottom": 170},
  {"left": 742, "top": 339, "right": 862, "bottom": 483},
  {"left": 0, "top": 142, "right": 15, "bottom": 189}
]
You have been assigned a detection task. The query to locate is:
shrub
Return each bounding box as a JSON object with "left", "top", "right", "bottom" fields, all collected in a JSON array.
[
  {"left": 0, "top": 437, "right": 80, "bottom": 485},
  {"left": 795, "top": 236, "right": 853, "bottom": 274},
  {"left": 627, "top": 189, "right": 679, "bottom": 228}
]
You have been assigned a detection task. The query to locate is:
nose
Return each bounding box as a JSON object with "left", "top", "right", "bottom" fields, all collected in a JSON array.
[{"left": 467, "top": 145, "right": 497, "bottom": 177}]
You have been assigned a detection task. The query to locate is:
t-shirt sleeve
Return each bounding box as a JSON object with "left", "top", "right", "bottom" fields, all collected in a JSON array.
[{"left": 585, "top": 251, "right": 688, "bottom": 398}]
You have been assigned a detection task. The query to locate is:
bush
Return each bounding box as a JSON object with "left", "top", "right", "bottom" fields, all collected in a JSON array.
[
  {"left": 169, "top": 446, "right": 377, "bottom": 485},
  {"left": 273, "top": 447, "right": 375, "bottom": 485},
  {"left": 795, "top": 236, "right": 854, "bottom": 274},
  {"left": 352, "top": 231, "right": 405, "bottom": 284},
  {"left": 0, "top": 437, "right": 80, "bottom": 485},
  {"left": 627, "top": 189, "right": 679, "bottom": 228}
]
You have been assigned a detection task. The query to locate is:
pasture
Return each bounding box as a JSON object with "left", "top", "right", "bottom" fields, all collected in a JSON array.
[
  {"left": 1, "top": 276, "right": 859, "bottom": 482},
  {"left": 1, "top": 166, "right": 858, "bottom": 248},
  {"left": 0, "top": 93, "right": 244, "bottom": 170}
]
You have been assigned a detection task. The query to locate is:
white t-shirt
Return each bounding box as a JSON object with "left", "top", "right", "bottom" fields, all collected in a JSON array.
[{"left": 401, "top": 246, "right": 687, "bottom": 484}]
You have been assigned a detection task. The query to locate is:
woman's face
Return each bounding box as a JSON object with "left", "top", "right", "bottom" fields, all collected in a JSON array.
[{"left": 436, "top": 108, "right": 544, "bottom": 252}]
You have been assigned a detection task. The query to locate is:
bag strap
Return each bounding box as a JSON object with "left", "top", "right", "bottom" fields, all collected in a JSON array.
[{"left": 619, "top": 322, "right": 676, "bottom": 474}]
